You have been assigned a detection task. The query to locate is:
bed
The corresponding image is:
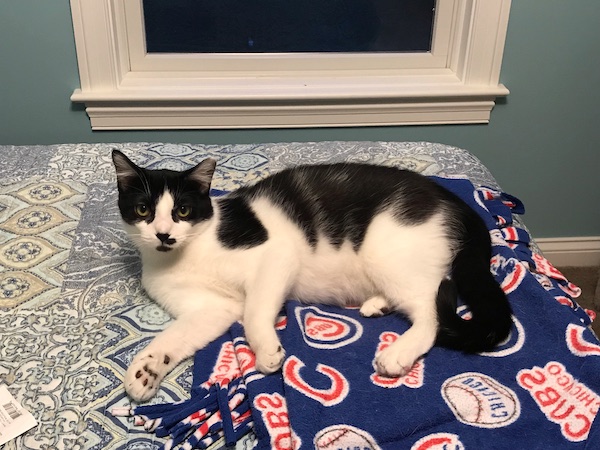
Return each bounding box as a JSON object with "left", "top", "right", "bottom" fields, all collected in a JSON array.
[{"left": 0, "top": 142, "right": 598, "bottom": 449}]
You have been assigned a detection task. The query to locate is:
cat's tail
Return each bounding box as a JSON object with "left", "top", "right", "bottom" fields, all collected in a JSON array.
[{"left": 435, "top": 243, "right": 513, "bottom": 353}]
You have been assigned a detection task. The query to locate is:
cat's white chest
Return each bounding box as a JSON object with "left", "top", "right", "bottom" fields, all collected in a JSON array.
[{"left": 139, "top": 246, "right": 245, "bottom": 317}]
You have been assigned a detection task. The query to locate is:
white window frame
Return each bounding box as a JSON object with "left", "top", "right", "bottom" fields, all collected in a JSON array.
[{"left": 70, "top": 0, "right": 511, "bottom": 130}]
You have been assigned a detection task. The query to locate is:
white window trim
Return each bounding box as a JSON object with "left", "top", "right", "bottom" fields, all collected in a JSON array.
[{"left": 70, "top": 0, "right": 511, "bottom": 130}]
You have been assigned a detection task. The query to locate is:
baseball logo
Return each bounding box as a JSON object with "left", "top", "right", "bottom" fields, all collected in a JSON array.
[
  {"left": 253, "top": 392, "right": 302, "bottom": 450},
  {"left": 275, "top": 315, "right": 288, "bottom": 330},
  {"left": 490, "top": 229, "right": 510, "bottom": 248},
  {"left": 501, "top": 226, "right": 520, "bottom": 243},
  {"left": 555, "top": 295, "right": 574, "bottom": 308},
  {"left": 517, "top": 361, "right": 599, "bottom": 442},
  {"left": 586, "top": 309, "right": 596, "bottom": 321},
  {"left": 457, "top": 305, "right": 525, "bottom": 358},
  {"left": 283, "top": 356, "right": 349, "bottom": 407},
  {"left": 371, "top": 332, "right": 424, "bottom": 389},
  {"left": 478, "top": 315, "right": 525, "bottom": 357},
  {"left": 200, "top": 341, "right": 241, "bottom": 390},
  {"left": 566, "top": 323, "right": 600, "bottom": 357},
  {"left": 531, "top": 252, "right": 566, "bottom": 281},
  {"left": 441, "top": 373, "right": 520, "bottom": 428},
  {"left": 474, "top": 189, "right": 494, "bottom": 213},
  {"left": 314, "top": 425, "right": 381, "bottom": 450},
  {"left": 295, "top": 306, "right": 363, "bottom": 349},
  {"left": 411, "top": 433, "right": 464, "bottom": 450},
  {"left": 490, "top": 254, "right": 527, "bottom": 295},
  {"left": 532, "top": 272, "right": 554, "bottom": 290},
  {"left": 559, "top": 281, "right": 582, "bottom": 298}
]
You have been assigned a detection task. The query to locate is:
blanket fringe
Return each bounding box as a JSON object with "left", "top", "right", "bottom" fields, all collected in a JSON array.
[{"left": 111, "top": 378, "right": 253, "bottom": 449}]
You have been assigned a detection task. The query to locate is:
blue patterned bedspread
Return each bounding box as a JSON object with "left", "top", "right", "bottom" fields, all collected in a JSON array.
[{"left": 0, "top": 142, "right": 596, "bottom": 449}]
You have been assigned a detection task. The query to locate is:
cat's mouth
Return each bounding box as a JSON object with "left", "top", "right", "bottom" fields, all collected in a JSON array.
[{"left": 155, "top": 235, "right": 177, "bottom": 252}]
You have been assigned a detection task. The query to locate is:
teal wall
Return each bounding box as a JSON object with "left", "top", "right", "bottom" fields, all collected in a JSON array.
[{"left": 1, "top": 1, "right": 599, "bottom": 238}]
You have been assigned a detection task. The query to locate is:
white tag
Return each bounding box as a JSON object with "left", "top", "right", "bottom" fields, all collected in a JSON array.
[{"left": 0, "top": 385, "right": 37, "bottom": 445}]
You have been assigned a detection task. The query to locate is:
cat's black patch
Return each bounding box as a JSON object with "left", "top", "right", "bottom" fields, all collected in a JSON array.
[
  {"left": 233, "top": 163, "right": 443, "bottom": 250},
  {"left": 217, "top": 196, "right": 268, "bottom": 249}
]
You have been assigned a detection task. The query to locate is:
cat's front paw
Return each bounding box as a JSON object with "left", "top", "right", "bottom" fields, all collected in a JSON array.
[
  {"left": 254, "top": 344, "right": 286, "bottom": 374},
  {"left": 125, "top": 352, "right": 174, "bottom": 402}
]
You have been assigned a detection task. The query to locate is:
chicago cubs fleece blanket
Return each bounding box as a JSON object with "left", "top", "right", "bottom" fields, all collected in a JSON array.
[{"left": 114, "top": 178, "right": 600, "bottom": 449}]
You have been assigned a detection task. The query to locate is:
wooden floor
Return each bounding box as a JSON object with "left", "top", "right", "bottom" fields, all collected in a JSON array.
[{"left": 557, "top": 266, "right": 599, "bottom": 336}]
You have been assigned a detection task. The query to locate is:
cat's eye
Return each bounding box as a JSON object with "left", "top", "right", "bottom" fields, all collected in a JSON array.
[
  {"left": 134, "top": 204, "right": 150, "bottom": 217},
  {"left": 176, "top": 206, "right": 191, "bottom": 218}
]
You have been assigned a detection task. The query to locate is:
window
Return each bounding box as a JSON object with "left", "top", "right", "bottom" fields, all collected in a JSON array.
[
  {"left": 70, "top": 0, "right": 511, "bottom": 129},
  {"left": 142, "top": 0, "right": 436, "bottom": 53}
]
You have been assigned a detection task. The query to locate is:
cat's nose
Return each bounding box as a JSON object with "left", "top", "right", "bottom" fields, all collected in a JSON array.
[{"left": 156, "top": 233, "right": 170, "bottom": 243}]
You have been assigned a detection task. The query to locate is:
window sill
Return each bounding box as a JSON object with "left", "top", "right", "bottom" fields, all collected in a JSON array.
[{"left": 71, "top": 80, "right": 509, "bottom": 129}]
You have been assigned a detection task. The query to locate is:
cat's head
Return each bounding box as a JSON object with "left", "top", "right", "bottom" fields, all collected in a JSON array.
[{"left": 112, "top": 150, "right": 216, "bottom": 253}]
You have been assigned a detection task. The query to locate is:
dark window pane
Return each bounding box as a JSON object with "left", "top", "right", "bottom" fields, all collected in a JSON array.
[{"left": 143, "top": 0, "right": 435, "bottom": 53}]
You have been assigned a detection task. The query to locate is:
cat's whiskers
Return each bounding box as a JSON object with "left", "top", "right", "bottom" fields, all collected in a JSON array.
[{"left": 124, "top": 232, "right": 143, "bottom": 236}]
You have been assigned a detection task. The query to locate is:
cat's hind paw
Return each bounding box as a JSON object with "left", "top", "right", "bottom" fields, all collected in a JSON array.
[
  {"left": 360, "top": 295, "right": 390, "bottom": 318},
  {"left": 374, "top": 344, "right": 418, "bottom": 378},
  {"left": 125, "top": 352, "right": 174, "bottom": 402}
]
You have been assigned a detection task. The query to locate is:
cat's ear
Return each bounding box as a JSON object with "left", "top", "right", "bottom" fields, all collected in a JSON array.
[
  {"left": 112, "top": 150, "right": 141, "bottom": 186},
  {"left": 187, "top": 158, "right": 217, "bottom": 193}
]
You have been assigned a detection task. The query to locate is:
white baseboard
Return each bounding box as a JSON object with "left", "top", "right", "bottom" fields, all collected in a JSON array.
[{"left": 536, "top": 237, "right": 600, "bottom": 267}]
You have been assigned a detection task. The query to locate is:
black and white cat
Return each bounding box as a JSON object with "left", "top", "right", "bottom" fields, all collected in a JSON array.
[{"left": 112, "top": 150, "right": 512, "bottom": 402}]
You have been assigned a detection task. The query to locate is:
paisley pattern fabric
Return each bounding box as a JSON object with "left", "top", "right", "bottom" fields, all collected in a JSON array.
[{"left": 0, "top": 142, "right": 516, "bottom": 449}]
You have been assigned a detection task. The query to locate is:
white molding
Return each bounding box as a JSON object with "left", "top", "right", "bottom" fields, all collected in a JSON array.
[
  {"left": 536, "top": 237, "right": 600, "bottom": 267},
  {"left": 77, "top": 99, "right": 500, "bottom": 130},
  {"left": 69, "top": 0, "right": 512, "bottom": 129}
]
